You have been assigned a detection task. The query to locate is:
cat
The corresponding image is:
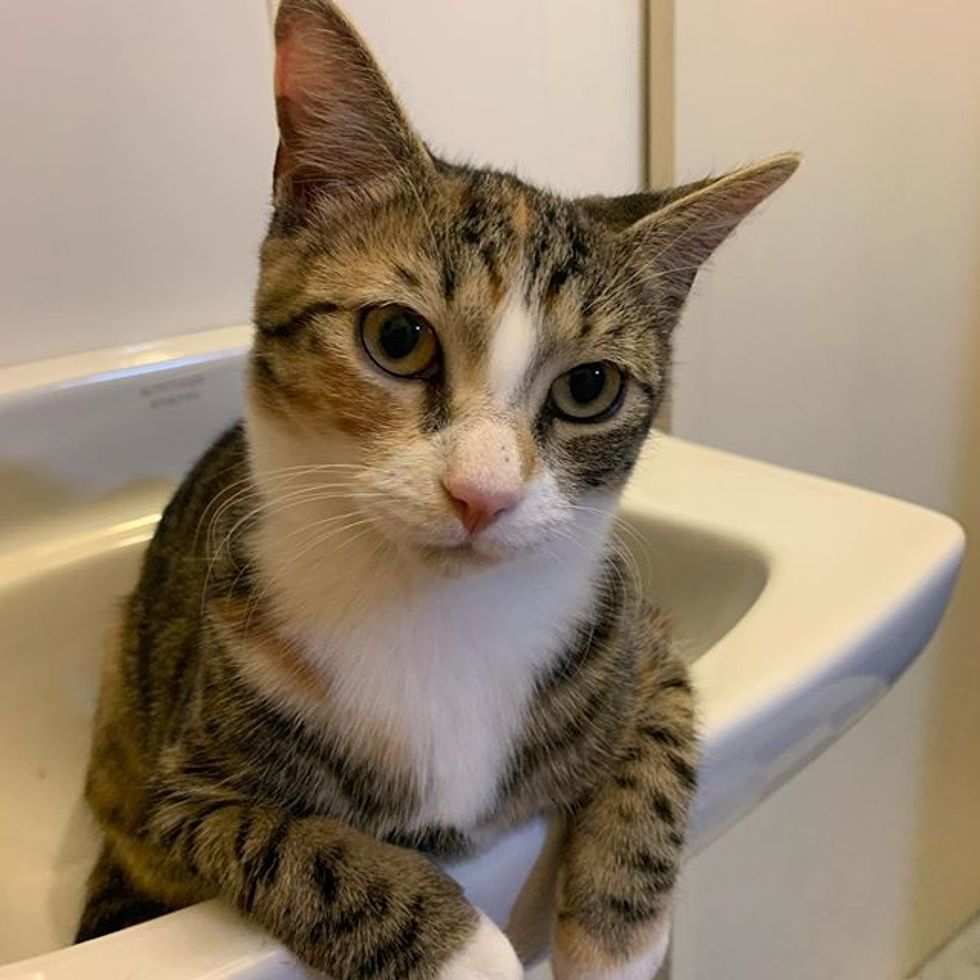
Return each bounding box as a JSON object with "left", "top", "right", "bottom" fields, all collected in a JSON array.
[{"left": 76, "top": 1, "right": 797, "bottom": 978}]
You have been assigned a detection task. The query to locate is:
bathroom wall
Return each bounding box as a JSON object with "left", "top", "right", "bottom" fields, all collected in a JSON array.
[
  {"left": 662, "top": 2, "right": 980, "bottom": 977},
  {"left": 0, "top": 0, "right": 642, "bottom": 367},
  {"left": 0, "top": 1, "right": 276, "bottom": 367}
]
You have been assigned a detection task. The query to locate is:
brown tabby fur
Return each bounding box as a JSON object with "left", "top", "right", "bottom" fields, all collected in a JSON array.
[{"left": 78, "top": 2, "right": 797, "bottom": 977}]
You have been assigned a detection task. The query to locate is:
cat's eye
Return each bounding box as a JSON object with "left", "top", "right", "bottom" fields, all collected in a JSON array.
[
  {"left": 549, "top": 362, "right": 625, "bottom": 422},
  {"left": 360, "top": 305, "right": 440, "bottom": 378}
]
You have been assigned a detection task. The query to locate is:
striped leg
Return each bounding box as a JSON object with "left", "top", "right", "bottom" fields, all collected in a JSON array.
[
  {"left": 552, "top": 642, "right": 697, "bottom": 980},
  {"left": 145, "top": 774, "right": 521, "bottom": 980}
]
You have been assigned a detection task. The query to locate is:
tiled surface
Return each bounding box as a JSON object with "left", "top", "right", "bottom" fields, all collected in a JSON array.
[{"left": 911, "top": 911, "right": 980, "bottom": 979}]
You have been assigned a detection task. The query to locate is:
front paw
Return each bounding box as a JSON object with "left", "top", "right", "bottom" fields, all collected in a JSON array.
[
  {"left": 437, "top": 911, "right": 523, "bottom": 980},
  {"left": 552, "top": 915, "right": 670, "bottom": 980}
]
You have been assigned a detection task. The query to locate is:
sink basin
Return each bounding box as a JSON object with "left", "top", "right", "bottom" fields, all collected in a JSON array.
[{"left": 0, "top": 326, "right": 963, "bottom": 978}]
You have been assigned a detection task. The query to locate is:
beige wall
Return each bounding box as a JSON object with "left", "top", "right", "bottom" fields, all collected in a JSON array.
[
  {"left": 661, "top": 2, "right": 980, "bottom": 976},
  {"left": 0, "top": 1, "right": 276, "bottom": 367},
  {"left": 337, "top": 1, "right": 644, "bottom": 198},
  {"left": 0, "top": 0, "right": 642, "bottom": 367}
]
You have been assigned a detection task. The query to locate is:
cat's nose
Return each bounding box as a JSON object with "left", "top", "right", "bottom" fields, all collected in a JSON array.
[{"left": 443, "top": 478, "right": 522, "bottom": 536}]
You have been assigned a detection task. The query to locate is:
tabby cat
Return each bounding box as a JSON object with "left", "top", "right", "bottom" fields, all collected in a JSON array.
[{"left": 77, "top": 2, "right": 797, "bottom": 977}]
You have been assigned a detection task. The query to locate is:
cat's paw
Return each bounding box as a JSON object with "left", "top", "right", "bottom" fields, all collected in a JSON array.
[
  {"left": 437, "top": 911, "right": 523, "bottom": 980},
  {"left": 551, "top": 915, "right": 670, "bottom": 980}
]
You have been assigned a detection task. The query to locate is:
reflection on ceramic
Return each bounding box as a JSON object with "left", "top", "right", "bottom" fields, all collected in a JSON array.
[{"left": 0, "top": 327, "right": 963, "bottom": 977}]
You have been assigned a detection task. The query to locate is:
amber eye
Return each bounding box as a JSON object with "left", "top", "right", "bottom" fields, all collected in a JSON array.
[
  {"left": 360, "top": 305, "right": 440, "bottom": 378},
  {"left": 549, "top": 362, "right": 625, "bottom": 421}
]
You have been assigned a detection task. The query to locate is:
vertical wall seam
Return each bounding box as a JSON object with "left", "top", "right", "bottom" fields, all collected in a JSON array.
[{"left": 647, "top": 0, "right": 676, "bottom": 188}]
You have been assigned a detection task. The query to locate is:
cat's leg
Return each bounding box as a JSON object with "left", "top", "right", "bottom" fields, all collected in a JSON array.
[
  {"left": 75, "top": 843, "right": 176, "bottom": 943},
  {"left": 552, "top": 639, "right": 697, "bottom": 980},
  {"left": 144, "top": 771, "right": 521, "bottom": 980}
]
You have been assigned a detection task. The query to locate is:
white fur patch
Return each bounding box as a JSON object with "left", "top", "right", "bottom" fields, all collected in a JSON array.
[
  {"left": 288, "top": 522, "right": 604, "bottom": 828},
  {"left": 488, "top": 292, "right": 537, "bottom": 403},
  {"left": 437, "top": 911, "right": 523, "bottom": 980}
]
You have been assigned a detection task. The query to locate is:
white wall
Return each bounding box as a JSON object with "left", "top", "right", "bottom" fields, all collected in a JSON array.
[
  {"left": 664, "top": 2, "right": 980, "bottom": 977},
  {"left": 0, "top": 0, "right": 643, "bottom": 367},
  {"left": 338, "top": 1, "right": 643, "bottom": 198},
  {"left": 0, "top": 1, "right": 276, "bottom": 366}
]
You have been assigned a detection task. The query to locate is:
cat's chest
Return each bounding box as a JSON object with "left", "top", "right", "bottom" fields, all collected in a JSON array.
[{"left": 302, "top": 579, "right": 581, "bottom": 829}]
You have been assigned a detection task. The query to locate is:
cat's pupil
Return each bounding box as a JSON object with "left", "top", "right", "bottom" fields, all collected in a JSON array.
[
  {"left": 379, "top": 314, "right": 421, "bottom": 360},
  {"left": 568, "top": 363, "right": 606, "bottom": 404}
]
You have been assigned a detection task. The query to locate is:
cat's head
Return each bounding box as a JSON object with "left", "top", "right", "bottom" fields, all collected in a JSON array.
[{"left": 246, "top": 0, "right": 797, "bottom": 576}]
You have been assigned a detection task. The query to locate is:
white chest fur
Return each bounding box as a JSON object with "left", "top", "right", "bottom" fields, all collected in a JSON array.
[
  {"left": 309, "top": 543, "right": 599, "bottom": 827},
  {"left": 265, "top": 529, "right": 603, "bottom": 828}
]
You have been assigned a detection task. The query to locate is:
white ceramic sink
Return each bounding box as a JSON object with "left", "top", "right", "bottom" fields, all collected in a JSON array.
[{"left": 0, "top": 327, "right": 963, "bottom": 978}]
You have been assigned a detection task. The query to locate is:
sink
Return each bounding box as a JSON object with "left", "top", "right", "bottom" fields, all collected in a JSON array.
[{"left": 0, "top": 326, "right": 963, "bottom": 977}]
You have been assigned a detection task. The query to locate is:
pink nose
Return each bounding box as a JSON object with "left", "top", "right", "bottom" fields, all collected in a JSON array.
[{"left": 444, "top": 478, "right": 522, "bottom": 536}]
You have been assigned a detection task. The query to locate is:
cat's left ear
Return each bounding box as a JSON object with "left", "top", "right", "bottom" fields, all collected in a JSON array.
[
  {"left": 612, "top": 153, "right": 800, "bottom": 316},
  {"left": 272, "top": 0, "right": 434, "bottom": 211}
]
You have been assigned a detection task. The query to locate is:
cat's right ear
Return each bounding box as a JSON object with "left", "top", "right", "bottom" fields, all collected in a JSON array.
[{"left": 272, "top": 0, "right": 433, "bottom": 212}]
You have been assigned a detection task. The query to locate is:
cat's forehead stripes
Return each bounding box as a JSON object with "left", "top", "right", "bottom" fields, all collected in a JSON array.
[
  {"left": 433, "top": 176, "right": 532, "bottom": 340},
  {"left": 430, "top": 174, "right": 613, "bottom": 410}
]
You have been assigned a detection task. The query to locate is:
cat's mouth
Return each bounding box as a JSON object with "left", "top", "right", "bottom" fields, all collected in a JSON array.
[{"left": 413, "top": 540, "right": 505, "bottom": 574}]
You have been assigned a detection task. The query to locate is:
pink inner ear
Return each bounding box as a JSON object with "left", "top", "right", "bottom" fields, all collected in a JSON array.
[
  {"left": 270, "top": 1, "right": 429, "bottom": 194},
  {"left": 272, "top": 15, "right": 355, "bottom": 173},
  {"left": 274, "top": 19, "right": 317, "bottom": 107},
  {"left": 274, "top": 32, "right": 292, "bottom": 102},
  {"left": 273, "top": 22, "right": 312, "bottom": 147}
]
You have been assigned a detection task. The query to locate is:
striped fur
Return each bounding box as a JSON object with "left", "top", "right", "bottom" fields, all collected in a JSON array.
[{"left": 78, "top": 2, "right": 797, "bottom": 977}]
